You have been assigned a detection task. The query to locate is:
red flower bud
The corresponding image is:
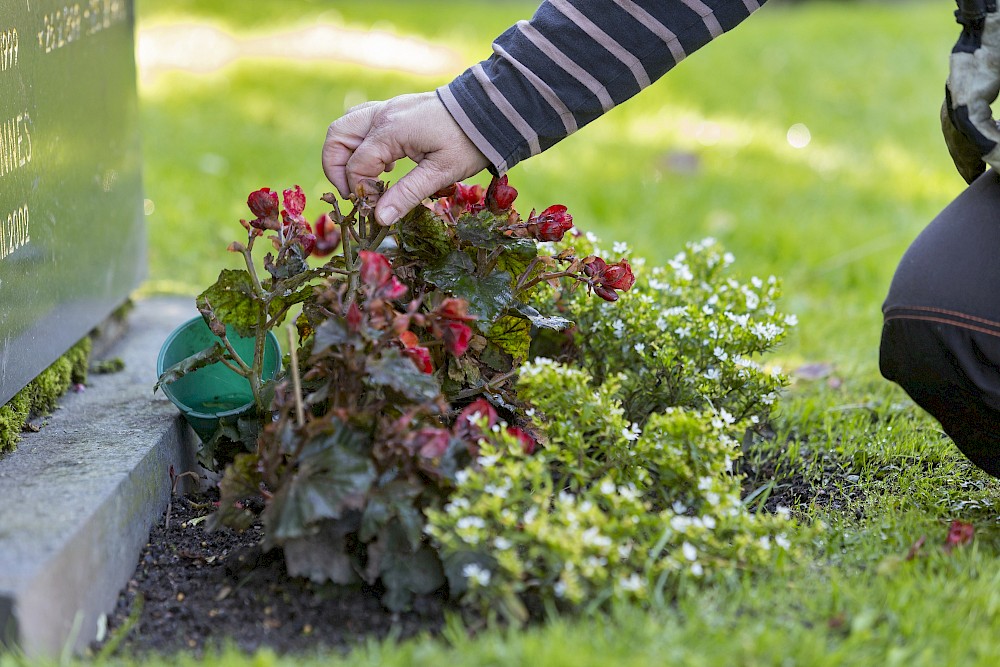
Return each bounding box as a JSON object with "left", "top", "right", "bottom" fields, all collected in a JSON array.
[
  {"left": 442, "top": 321, "right": 473, "bottom": 357},
  {"left": 486, "top": 175, "right": 518, "bottom": 214},
  {"left": 346, "top": 302, "right": 362, "bottom": 331},
  {"left": 594, "top": 285, "right": 619, "bottom": 302},
  {"left": 312, "top": 213, "right": 342, "bottom": 257},
  {"left": 602, "top": 259, "right": 635, "bottom": 291},
  {"left": 583, "top": 256, "right": 607, "bottom": 278},
  {"left": 247, "top": 188, "right": 279, "bottom": 219},
  {"left": 528, "top": 205, "right": 573, "bottom": 242},
  {"left": 282, "top": 185, "right": 306, "bottom": 216}
]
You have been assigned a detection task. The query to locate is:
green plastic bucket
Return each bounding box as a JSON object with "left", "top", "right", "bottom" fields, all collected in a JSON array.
[{"left": 157, "top": 316, "right": 281, "bottom": 442}]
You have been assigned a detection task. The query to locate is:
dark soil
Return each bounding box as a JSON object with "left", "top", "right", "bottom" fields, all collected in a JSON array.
[
  {"left": 95, "top": 433, "right": 854, "bottom": 658},
  {"left": 94, "top": 490, "right": 448, "bottom": 657}
]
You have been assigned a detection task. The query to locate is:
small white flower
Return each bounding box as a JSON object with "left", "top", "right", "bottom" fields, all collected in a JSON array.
[
  {"left": 586, "top": 231, "right": 600, "bottom": 243},
  {"left": 613, "top": 241, "right": 630, "bottom": 254},
  {"left": 620, "top": 573, "right": 642, "bottom": 592},
  {"left": 494, "top": 537, "right": 512, "bottom": 550},
  {"left": 690, "top": 562, "right": 704, "bottom": 576},
  {"left": 462, "top": 563, "right": 492, "bottom": 586},
  {"left": 784, "top": 314, "right": 798, "bottom": 327},
  {"left": 525, "top": 408, "right": 536, "bottom": 418},
  {"left": 634, "top": 342, "right": 646, "bottom": 354},
  {"left": 704, "top": 368, "right": 721, "bottom": 382},
  {"left": 622, "top": 423, "right": 641, "bottom": 441},
  {"left": 672, "top": 501, "right": 687, "bottom": 514},
  {"left": 674, "top": 326, "right": 691, "bottom": 339},
  {"left": 713, "top": 346, "right": 728, "bottom": 361},
  {"left": 775, "top": 505, "right": 791, "bottom": 519},
  {"left": 600, "top": 480, "right": 616, "bottom": 495},
  {"left": 682, "top": 542, "right": 698, "bottom": 561},
  {"left": 702, "top": 515, "right": 717, "bottom": 530},
  {"left": 751, "top": 276, "right": 763, "bottom": 289},
  {"left": 612, "top": 319, "right": 625, "bottom": 339},
  {"left": 775, "top": 534, "right": 791, "bottom": 550},
  {"left": 719, "top": 408, "right": 735, "bottom": 425}
]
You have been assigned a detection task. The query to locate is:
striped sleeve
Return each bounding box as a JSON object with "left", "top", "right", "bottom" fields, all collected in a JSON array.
[{"left": 438, "top": 0, "right": 767, "bottom": 174}]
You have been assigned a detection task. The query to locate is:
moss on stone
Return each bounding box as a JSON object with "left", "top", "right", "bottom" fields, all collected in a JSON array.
[{"left": 0, "top": 336, "right": 93, "bottom": 455}]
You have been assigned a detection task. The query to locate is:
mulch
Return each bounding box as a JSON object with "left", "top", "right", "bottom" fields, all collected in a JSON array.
[{"left": 93, "top": 490, "right": 448, "bottom": 657}]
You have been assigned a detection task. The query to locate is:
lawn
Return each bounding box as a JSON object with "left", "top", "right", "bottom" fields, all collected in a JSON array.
[{"left": 46, "top": 0, "right": 1000, "bottom": 664}]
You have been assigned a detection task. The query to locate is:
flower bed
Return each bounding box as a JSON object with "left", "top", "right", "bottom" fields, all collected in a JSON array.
[{"left": 157, "top": 176, "right": 799, "bottom": 618}]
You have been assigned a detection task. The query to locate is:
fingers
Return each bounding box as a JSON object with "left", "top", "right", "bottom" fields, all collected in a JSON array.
[
  {"left": 322, "top": 102, "right": 382, "bottom": 198},
  {"left": 375, "top": 158, "right": 454, "bottom": 226}
]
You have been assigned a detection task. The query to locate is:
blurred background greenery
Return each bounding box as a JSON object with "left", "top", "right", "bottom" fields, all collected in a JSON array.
[{"left": 134, "top": 0, "right": 962, "bottom": 379}]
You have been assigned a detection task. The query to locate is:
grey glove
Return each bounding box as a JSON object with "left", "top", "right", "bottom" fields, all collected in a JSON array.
[{"left": 943, "top": 0, "right": 1000, "bottom": 183}]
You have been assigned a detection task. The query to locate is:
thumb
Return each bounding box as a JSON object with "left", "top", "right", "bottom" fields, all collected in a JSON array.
[{"left": 375, "top": 158, "right": 454, "bottom": 226}]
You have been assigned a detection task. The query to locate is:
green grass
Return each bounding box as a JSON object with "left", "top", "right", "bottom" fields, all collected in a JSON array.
[{"left": 112, "top": 1, "right": 1000, "bottom": 665}]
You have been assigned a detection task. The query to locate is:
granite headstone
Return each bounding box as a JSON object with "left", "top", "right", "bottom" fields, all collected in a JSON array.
[{"left": 0, "top": 0, "right": 144, "bottom": 404}]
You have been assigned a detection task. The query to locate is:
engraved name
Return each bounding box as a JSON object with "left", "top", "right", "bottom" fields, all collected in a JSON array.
[
  {"left": 37, "top": 0, "right": 127, "bottom": 54},
  {"left": 0, "top": 113, "right": 32, "bottom": 178},
  {"left": 0, "top": 28, "right": 17, "bottom": 72},
  {"left": 0, "top": 204, "right": 30, "bottom": 261}
]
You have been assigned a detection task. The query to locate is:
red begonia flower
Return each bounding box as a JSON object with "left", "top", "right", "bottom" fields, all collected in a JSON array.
[
  {"left": 486, "top": 175, "right": 518, "bottom": 214},
  {"left": 527, "top": 205, "right": 573, "bottom": 242},
  {"left": 453, "top": 182, "right": 485, "bottom": 213},
  {"left": 403, "top": 345, "right": 433, "bottom": 374},
  {"left": 248, "top": 188, "right": 279, "bottom": 219},
  {"left": 282, "top": 185, "right": 306, "bottom": 216},
  {"left": 602, "top": 259, "right": 636, "bottom": 291},
  {"left": 359, "top": 250, "right": 393, "bottom": 287},
  {"left": 442, "top": 321, "right": 473, "bottom": 357}
]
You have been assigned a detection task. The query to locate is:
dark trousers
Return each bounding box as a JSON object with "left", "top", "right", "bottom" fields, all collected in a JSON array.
[{"left": 881, "top": 170, "right": 1000, "bottom": 477}]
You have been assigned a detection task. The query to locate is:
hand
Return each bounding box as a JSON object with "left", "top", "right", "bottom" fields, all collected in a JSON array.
[
  {"left": 322, "top": 92, "right": 490, "bottom": 225},
  {"left": 943, "top": 0, "right": 1000, "bottom": 183}
]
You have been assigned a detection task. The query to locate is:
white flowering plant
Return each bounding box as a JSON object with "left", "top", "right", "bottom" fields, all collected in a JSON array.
[
  {"left": 427, "top": 238, "right": 801, "bottom": 620},
  {"left": 547, "top": 236, "right": 792, "bottom": 426}
]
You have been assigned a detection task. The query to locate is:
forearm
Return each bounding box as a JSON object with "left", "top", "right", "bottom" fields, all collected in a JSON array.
[{"left": 440, "top": 0, "right": 768, "bottom": 174}]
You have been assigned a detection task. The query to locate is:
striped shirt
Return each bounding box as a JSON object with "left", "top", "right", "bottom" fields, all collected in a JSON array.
[{"left": 439, "top": 0, "right": 767, "bottom": 174}]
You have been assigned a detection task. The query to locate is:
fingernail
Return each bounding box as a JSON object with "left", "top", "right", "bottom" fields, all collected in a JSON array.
[{"left": 378, "top": 206, "right": 399, "bottom": 226}]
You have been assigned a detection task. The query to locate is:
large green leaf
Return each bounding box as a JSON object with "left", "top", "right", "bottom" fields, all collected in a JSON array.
[
  {"left": 366, "top": 348, "right": 441, "bottom": 403},
  {"left": 153, "top": 341, "right": 227, "bottom": 392},
  {"left": 198, "top": 268, "right": 313, "bottom": 337},
  {"left": 263, "top": 420, "right": 376, "bottom": 542},
  {"left": 365, "top": 521, "right": 444, "bottom": 611},
  {"left": 455, "top": 212, "right": 538, "bottom": 278},
  {"left": 495, "top": 238, "right": 538, "bottom": 279},
  {"left": 197, "top": 269, "right": 259, "bottom": 338},
  {"left": 487, "top": 315, "right": 531, "bottom": 362},
  {"left": 398, "top": 206, "right": 453, "bottom": 262},
  {"left": 454, "top": 210, "right": 507, "bottom": 250},
  {"left": 423, "top": 251, "right": 514, "bottom": 329},
  {"left": 359, "top": 479, "right": 424, "bottom": 549}
]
